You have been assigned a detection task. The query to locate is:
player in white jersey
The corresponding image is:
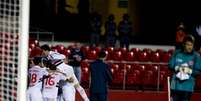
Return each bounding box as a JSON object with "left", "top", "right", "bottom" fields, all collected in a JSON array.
[
  {"left": 41, "top": 44, "right": 89, "bottom": 101},
  {"left": 51, "top": 54, "right": 89, "bottom": 101},
  {"left": 42, "top": 63, "right": 67, "bottom": 101},
  {"left": 26, "top": 57, "right": 48, "bottom": 101}
]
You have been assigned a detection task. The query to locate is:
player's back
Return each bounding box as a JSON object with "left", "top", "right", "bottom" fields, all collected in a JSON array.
[
  {"left": 28, "top": 65, "right": 48, "bottom": 88},
  {"left": 27, "top": 65, "right": 47, "bottom": 101},
  {"left": 42, "top": 71, "right": 66, "bottom": 99}
]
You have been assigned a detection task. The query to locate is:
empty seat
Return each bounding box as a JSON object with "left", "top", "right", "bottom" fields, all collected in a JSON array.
[
  {"left": 111, "top": 50, "right": 123, "bottom": 61},
  {"left": 161, "top": 52, "right": 172, "bottom": 63},
  {"left": 124, "top": 51, "right": 137, "bottom": 61},
  {"left": 137, "top": 51, "right": 150, "bottom": 62},
  {"left": 80, "top": 45, "right": 90, "bottom": 55},
  {"left": 150, "top": 51, "right": 161, "bottom": 62},
  {"left": 86, "top": 50, "right": 97, "bottom": 60}
]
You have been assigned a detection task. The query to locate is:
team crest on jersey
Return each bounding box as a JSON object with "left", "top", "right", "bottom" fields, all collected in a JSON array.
[{"left": 188, "top": 61, "right": 194, "bottom": 66}]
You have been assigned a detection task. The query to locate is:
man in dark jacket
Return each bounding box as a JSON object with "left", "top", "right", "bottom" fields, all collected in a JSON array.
[{"left": 89, "top": 51, "right": 113, "bottom": 101}]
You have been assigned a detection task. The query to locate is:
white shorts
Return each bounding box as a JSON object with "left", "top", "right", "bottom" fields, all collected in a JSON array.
[
  {"left": 26, "top": 87, "right": 43, "bottom": 101},
  {"left": 62, "top": 85, "right": 75, "bottom": 101}
]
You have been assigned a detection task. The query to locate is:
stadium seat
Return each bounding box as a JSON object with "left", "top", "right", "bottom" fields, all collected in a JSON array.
[
  {"left": 130, "top": 47, "right": 140, "bottom": 54},
  {"left": 168, "top": 49, "right": 175, "bottom": 55},
  {"left": 80, "top": 60, "right": 90, "bottom": 68},
  {"left": 80, "top": 45, "right": 90, "bottom": 55},
  {"left": 119, "top": 47, "right": 128, "bottom": 55},
  {"left": 29, "top": 46, "right": 42, "bottom": 57},
  {"left": 110, "top": 63, "right": 125, "bottom": 89},
  {"left": 150, "top": 51, "right": 161, "bottom": 62},
  {"left": 63, "top": 48, "right": 71, "bottom": 57},
  {"left": 91, "top": 46, "right": 102, "bottom": 54},
  {"left": 86, "top": 50, "right": 97, "bottom": 60},
  {"left": 137, "top": 51, "right": 150, "bottom": 62},
  {"left": 110, "top": 63, "right": 120, "bottom": 72},
  {"left": 141, "top": 64, "right": 158, "bottom": 90},
  {"left": 105, "top": 46, "right": 114, "bottom": 53},
  {"left": 161, "top": 52, "right": 172, "bottom": 63},
  {"left": 81, "top": 66, "right": 90, "bottom": 88},
  {"left": 112, "top": 50, "right": 123, "bottom": 61},
  {"left": 112, "top": 69, "right": 125, "bottom": 88},
  {"left": 124, "top": 51, "right": 137, "bottom": 61},
  {"left": 126, "top": 64, "right": 141, "bottom": 90}
]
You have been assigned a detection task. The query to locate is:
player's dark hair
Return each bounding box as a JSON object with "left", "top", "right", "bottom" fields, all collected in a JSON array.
[
  {"left": 40, "top": 44, "right": 51, "bottom": 51},
  {"left": 183, "top": 34, "right": 195, "bottom": 44},
  {"left": 33, "top": 56, "right": 42, "bottom": 65},
  {"left": 48, "top": 63, "right": 57, "bottom": 70},
  {"left": 98, "top": 51, "right": 106, "bottom": 58}
]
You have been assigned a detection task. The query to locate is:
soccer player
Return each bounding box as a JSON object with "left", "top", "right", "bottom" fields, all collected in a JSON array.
[
  {"left": 26, "top": 56, "right": 48, "bottom": 101},
  {"left": 42, "top": 62, "right": 68, "bottom": 101},
  {"left": 51, "top": 53, "right": 89, "bottom": 101}
]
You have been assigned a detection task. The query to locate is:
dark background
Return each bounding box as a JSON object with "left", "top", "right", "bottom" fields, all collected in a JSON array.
[{"left": 29, "top": 0, "right": 201, "bottom": 45}]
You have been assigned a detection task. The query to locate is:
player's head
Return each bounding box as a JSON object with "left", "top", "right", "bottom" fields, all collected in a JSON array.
[
  {"left": 40, "top": 44, "right": 51, "bottom": 56},
  {"left": 41, "top": 57, "right": 50, "bottom": 68},
  {"left": 48, "top": 61, "right": 57, "bottom": 70},
  {"left": 33, "top": 56, "right": 42, "bottom": 66},
  {"left": 49, "top": 53, "right": 66, "bottom": 67},
  {"left": 182, "top": 34, "right": 195, "bottom": 53},
  {"left": 98, "top": 51, "right": 107, "bottom": 60}
]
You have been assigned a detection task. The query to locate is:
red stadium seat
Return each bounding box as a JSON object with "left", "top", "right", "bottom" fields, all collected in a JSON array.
[
  {"left": 141, "top": 64, "right": 158, "bottom": 90},
  {"left": 124, "top": 51, "right": 137, "bottom": 61},
  {"left": 137, "top": 51, "right": 150, "bottom": 62},
  {"left": 150, "top": 51, "right": 161, "bottom": 62},
  {"left": 110, "top": 63, "right": 120, "bottom": 72},
  {"left": 63, "top": 48, "right": 71, "bottom": 57},
  {"left": 130, "top": 48, "right": 141, "bottom": 54},
  {"left": 109, "top": 64, "right": 125, "bottom": 89},
  {"left": 112, "top": 68, "right": 124, "bottom": 87},
  {"left": 80, "top": 60, "right": 90, "bottom": 68},
  {"left": 126, "top": 64, "right": 141, "bottom": 90},
  {"left": 86, "top": 50, "right": 97, "bottom": 60},
  {"left": 168, "top": 49, "right": 175, "bottom": 55},
  {"left": 112, "top": 50, "right": 123, "bottom": 61},
  {"left": 161, "top": 52, "right": 172, "bottom": 63},
  {"left": 80, "top": 45, "right": 90, "bottom": 55},
  {"left": 29, "top": 46, "right": 42, "bottom": 57},
  {"left": 105, "top": 47, "right": 114, "bottom": 53},
  {"left": 118, "top": 47, "right": 128, "bottom": 55},
  {"left": 81, "top": 66, "right": 90, "bottom": 88}
]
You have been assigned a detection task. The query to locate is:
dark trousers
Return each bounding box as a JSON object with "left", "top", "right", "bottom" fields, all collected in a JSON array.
[
  {"left": 171, "top": 90, "right": 192, "bottom": 101},
  {"left": 120, "top": 36, "right": 130, "bottom": 49},
  {"left": 90, "top": 92, "right": 107, "bottom": 101}
]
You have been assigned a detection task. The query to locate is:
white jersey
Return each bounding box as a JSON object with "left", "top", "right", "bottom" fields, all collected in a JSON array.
[
  {"left": 28, "top": 65, "right": 48, "bottom": 88},
  {"left": 42, "top": 72, "right": 66, "bottom": 99},
  {"left": 26, "top": 65, "right": 48, "bottom": 101},
  {"left": 56, "top": 63, "right": 79, "bottom": 101},
  {"left": 48, "top": 51, "right": 66, "bottom": 60}
]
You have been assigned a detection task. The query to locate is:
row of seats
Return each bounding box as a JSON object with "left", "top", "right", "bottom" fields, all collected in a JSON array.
[
  {"left": 80, "top": 60, "right": 172, "bottom": 90},
  {"left": 80, "top": 60, "right": 201, "bottom": 92},
  {"left": 29, "top": 42, "right": 173, "bottom": 63},
  {"left": 28, "top": 40, "right": 201, "bottom": 91}
]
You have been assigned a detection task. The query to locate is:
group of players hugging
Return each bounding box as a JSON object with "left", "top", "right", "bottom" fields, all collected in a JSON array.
[{"left": 26, "top": 44, "right": 89, "bottom": 101}]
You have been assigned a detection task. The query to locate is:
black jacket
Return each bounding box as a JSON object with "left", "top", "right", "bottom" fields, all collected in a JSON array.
[{"left": 90, "top": 59, "right": 113, "bottom": 93}]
